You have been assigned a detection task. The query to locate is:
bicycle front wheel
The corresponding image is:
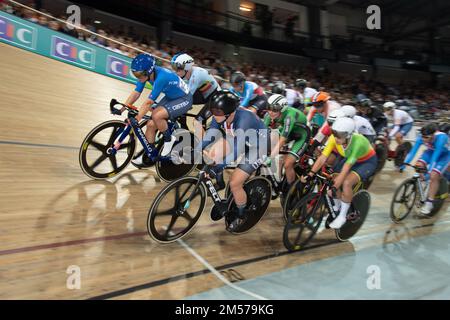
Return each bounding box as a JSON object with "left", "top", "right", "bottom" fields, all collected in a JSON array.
[
  {"left": 390, "top": 178, "right": 417, "bottom": 222},
  {"left": 147, "top": 176, "right": 207, "bottom": 243},
  {"left": 283, "top": 192, "right": 325, "bottom": 252}
]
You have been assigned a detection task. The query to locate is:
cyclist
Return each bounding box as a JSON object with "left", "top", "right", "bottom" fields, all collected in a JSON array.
[
  {"left": 341, "top": 105, "right": 377, "bottom": 143},
  {"left": 295, "top": 78, "right": 317, "bottom": 110},
  {"left": 200, "top": 90, "right": 270, "bottom": 232},
  {"left": 402, "top": 123, "right": 450, "bottom": 216},
  {"left": 383, "top": 101, "right": 414, "bottom": 147},
  {"left": 357, "top": 98, "right": 387, "bottom": 135},
  {"left": 229, "top": 71, "right": 268, "bottom": 116},
  {"left": 272, "top": 81, "right": 302, "bottom": 109},
  {"left": 301, "top": 117, "right": 377, "bottom": 229},
  {"left": 124, "top": 53, "right": 193, "bottom": 168},
  {"left": 307, "top": 91, "right": 341, "bottom": 127},
  {"left": 308, "top": 109, "right": 346, "bottom": 155},
  {"left": 170, "top": 53, "right": 220, "bottom": 128},
  {"left": 263, "top": 94, "right": 309, "bottom": 190}
]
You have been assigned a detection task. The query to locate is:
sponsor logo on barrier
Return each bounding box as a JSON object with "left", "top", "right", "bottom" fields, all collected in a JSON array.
[
  {"left": 106, "top": 55, "right": 133, "bottom": 79},
  {"left": 51, "top": 36, "right": 95, "bottom": 68},
  {"left": 0, "top": 15, "right": 37, "bottom": 50}
]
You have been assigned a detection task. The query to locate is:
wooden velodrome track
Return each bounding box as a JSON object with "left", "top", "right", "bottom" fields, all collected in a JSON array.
[{"left": 0, "top": 42, "right": 448, "bottom": 300}]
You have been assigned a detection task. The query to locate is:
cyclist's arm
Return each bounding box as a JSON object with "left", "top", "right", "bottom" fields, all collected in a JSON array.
[
  {"left": 404, "top": 137, "right": 422, "bottom": 164},
  {"left": 430, "top": 134, "right": 448, "bottom": 171},
  {"left": 389, "top": 124, "right": 401, "bottom": 138},
  {"left": 306, "top": 107, "right": 316, "bottom": 122},
  {"left": 240, "top": 83, "right": 253, "bottom": 107},
  {"left": 334, "top": 163, "right": 352, "bottom": 189},
  {"left": 125, "top": 91, "right": 141, "bottom": 106},
  {"left": 200, "top": 119, "right": 221, "bottom": 150},
  {"left": 137, "top": 98, "right": 154, "bottom": 121},
  {"left": 263, "top": 113, "right": 271, "bottom": 127}
]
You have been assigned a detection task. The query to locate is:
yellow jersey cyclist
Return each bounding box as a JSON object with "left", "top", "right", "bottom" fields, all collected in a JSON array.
[
  {"left": 229, "top": 71, "right": 268, "bottom": 116},
  {"left": 200, "top": 91, "right": 270, "bottom": 232},
  {"left": 263, "top": 94, "right": 309, "bottom": 190},
  {"left": 301, "top": 117, "right": 378, "bottom": 229}
]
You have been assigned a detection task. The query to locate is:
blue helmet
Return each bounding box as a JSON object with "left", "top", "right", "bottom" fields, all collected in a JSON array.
[{"left": 131, "top": 53, "right": 155, "bottom": 77}]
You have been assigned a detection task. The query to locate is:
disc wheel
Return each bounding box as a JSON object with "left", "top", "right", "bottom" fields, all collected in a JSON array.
[{"left": 79, "top": 120, "right": 136, "bottom": 179}]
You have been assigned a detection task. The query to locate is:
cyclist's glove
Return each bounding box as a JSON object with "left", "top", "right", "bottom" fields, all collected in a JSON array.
[{"left": 111, "top": 108, "right": 122, "bottom": 116}]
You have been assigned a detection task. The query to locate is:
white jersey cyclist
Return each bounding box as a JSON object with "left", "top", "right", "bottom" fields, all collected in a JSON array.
[
  {"left": 354, "top": 115, "right": 376, "bottom": 136},
  {"left": 285, "top": 88, "right": 302, "bottom": 107},
  {"left": 187, "top": 66, "right": 219, "bottom": 102},
  {"left": 390, "top": 109, "right": 414, "bottom": 125},
  {"left": 301, "top": 87, "right": 318, "bottom": 106}
]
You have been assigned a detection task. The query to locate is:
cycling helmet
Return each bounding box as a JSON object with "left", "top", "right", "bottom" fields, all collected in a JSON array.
[
  {"left": 341, "top": 105, "right": 357, "bottom": 118},
  {"left": 171, "top": 53, "right": 194, "bottom": 71},
  {"left": 272, "top": 81, "right": 286, "bottom": 95},
  {"left": 421, "top": 123, "right": 438, "bottom": 137},
  {"left": 359, "top": 98, "right": 372, "bottom": 108},
  {"left": 230, "top": 71, "right": 246, "bottom": 85},
  {"left": 311, "top": 91, "right": 330, "bottom": 108},
  {"left": 295, "top": 78, "right": 307, "bottom": 88},
  {"left": 267, "top": 94, "right": 288, "bottom": 112},
  {"left": 327, "top": 109, "right": 346, "bottom": 125},
  {"left": 131, "top": 53, "right": 156, "bottom": 78},
  {"left": 331, "top": 117, "right": 355, "bottom": 139},
  {"left": 383, "top": 101, "right": 396, "bottom": 111},
  {"left": 207, "top": 90, "right": 240, "bottom": 116}
]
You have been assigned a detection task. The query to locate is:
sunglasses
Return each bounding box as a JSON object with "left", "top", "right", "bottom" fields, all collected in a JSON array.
[
  {"left": 422, "top": 135, "right": 432, "bottom": 139},
  {"left": 332, "top": 130, "right": 350, "bottom": 139},
  {"left": 312, "top": 101, "right": 326, "bottom": 108},
  {"left": 132, "top": 70, "right": 149, "bottom": 78}
]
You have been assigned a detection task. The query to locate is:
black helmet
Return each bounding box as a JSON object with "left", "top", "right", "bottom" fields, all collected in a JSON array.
[
  {"left": 230, "top": 71, "right": 246, "bottom": 85},
  {"left": 207, "top": 90, "right": 240, "bottom": 116},
  {"left": 359, "top": 98, "right": 372, "bottom": 108},
  {"left": 272, "top": 81, "right": 286, "bottom": 94},
  {"left": 295, "top": 78, "right": 307, "bottom": 88},
  {"left": 421, "top": 123, "right": 438, "bottom": 136}
]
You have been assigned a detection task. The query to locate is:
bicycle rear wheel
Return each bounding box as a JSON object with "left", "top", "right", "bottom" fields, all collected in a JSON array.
[
  {"left": 225, "top": 176, "right": 272, "bottom": 234},
  {"left": 430, "top": 176, "right": 449, "bottom": 216},
  {"left": 394, "top": 142, "right": 412, "bottom": 167},
  {"left": 336, "top": 190, "right": 371, "bottom": 241},
  {"left": 147, "top": 176, "right": 207, "bottom": 243},
  {"left": 79, "top": 120, "right": 136, "bottom": 179},
  {"left": 156, "top": 129, "right": 199, "bottom": 182},
  {"left": 390, "top": 178, "right": 417, "bottom": 222},
  {"left": 283, "top": 192, "right": 325, "bottom": 252}
]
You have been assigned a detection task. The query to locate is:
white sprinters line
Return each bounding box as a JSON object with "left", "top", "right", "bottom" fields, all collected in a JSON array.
[{"left": 176, "top": 238, "right": 268, "bottom": 300}]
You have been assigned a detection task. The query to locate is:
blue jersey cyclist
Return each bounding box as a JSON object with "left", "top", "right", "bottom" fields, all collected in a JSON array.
[
  {"left": 124, "top": 53, "right": 193, "bottom": 168},
  {"left": 403, "top": 123, "right": 450, "bottom": 216},
  {"left": 229, "top": 71, "right": 268, "bottom": 116},
  {"left": 200, "top": 91, "right": 270, "bottom": 232}
]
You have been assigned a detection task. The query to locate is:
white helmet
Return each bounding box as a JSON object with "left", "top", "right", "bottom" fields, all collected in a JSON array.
[
  {"left": 267, "top": 94, "right": 288, "bottom": 112},
  {"left": 332, "top": 117, "right": 355, "bottom": 139},
  {"left": 327, "top": 109, "right": 346, "bottom": 125},
  {"left": 171, "top": 53, "right": 194, "bottom": 71},
  {"left": 383, "top": 101, "right": 396, "bottom": 111},
  {"left": 340, "top": 105, "right": 356, "bottom": 118}
]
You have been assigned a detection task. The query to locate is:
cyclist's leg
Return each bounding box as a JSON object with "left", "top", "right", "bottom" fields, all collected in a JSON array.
[
  {"left": 424, "top": 153, "right": 449, "bottom": 213},
  {"left": 227, "top": 167, "right": 251, "bottom": 231},
  {"left": 154, "top": 94, "right": 193, "bottom": 155},
  {"left": 285, "top": 136, "right": 307, "bottom": 185},
  {"left": 145, "top": 119, "right": 158, "bottom": 144}
]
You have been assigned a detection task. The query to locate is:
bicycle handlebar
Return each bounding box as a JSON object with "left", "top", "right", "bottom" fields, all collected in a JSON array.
[
  {"left": 402, "top": 163, "right": 428, "bottom": 173},
  {"left": 110, "top": 99, "right": 138, "bottom": 115}
]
